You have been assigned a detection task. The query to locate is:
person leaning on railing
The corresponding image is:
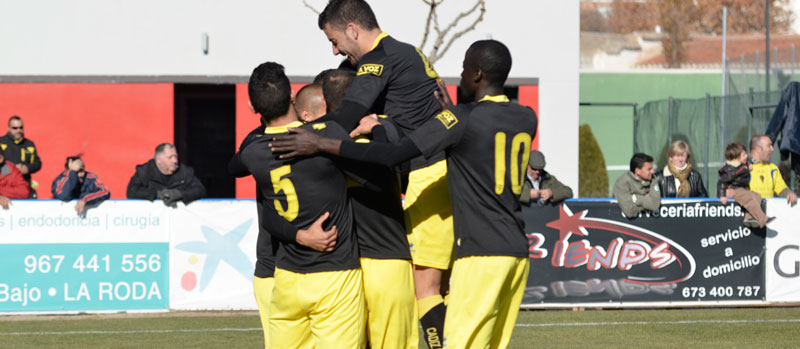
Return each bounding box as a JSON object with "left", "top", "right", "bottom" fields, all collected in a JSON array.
[
  {"left": 613, "top": 153, "right": 661, "bottom": 218},
  {"left": 655, "top": 140, "right": 707, "bottom": 198}
]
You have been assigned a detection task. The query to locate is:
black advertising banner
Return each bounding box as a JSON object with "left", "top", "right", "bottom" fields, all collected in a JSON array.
[{"left": 521, "top": 199, "right": 765, "bottom": 305}]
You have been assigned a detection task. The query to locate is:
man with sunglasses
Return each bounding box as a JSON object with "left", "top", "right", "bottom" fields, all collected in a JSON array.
[{"left": 0, "top": 115, "right": 42, "bottom": 198}]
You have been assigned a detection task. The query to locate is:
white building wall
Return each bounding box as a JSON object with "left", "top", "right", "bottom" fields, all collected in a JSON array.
[{"left": 0, "top": 0, "right": 579, "bottom": 191}]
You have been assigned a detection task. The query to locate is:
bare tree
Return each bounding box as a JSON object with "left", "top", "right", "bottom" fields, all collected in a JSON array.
[
  {"left": 419, "top": 0, "right": 486, "bottom": 64},
  {"left": 303, "top": 0, "right": 320, "bottom": 15}
]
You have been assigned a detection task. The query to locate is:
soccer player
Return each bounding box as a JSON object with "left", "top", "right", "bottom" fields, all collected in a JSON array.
[
  {"left": 271, "top": 39, "right": 537, "bottom": 348},
  {"left": 311, "top": 68, "right": 418, "bottom": 348},
  {"left": 228, "top": 117, "right": 273, "bottom": 347},
  {"left": 294, "top": 84, "right": 327, "bottom": 122},
  {"left": 317, "top": 1, "right": 453, "bottom": 344},
  {"left": 238, "top": 61, "right": 366, "bottom": 348}
]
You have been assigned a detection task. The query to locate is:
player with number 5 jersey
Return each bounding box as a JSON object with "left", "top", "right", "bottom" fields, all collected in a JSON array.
[{"left": 239, "top": 62, "right": 368, "bottom": 348}]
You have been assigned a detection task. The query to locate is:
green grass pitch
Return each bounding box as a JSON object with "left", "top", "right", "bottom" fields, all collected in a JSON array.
[{"left": 2, "top": 307, "right": 800, "bottom": 348}]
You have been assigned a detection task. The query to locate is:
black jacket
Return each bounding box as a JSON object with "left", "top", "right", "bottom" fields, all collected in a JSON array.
[
  {"left": 126, "top": 159, "right": 206, "bottom": 203},
  {"left": 716, "top": 162, "right": 750, "bottom": 197},
  {"left": 655, "top": 166, "right": 708, "bottom": 198},
  {"left": 0, "top": 134, "right": 41, "bottom": 185},
  {"left": 767, "top": 81, "right": 800, "bottom": 158}
]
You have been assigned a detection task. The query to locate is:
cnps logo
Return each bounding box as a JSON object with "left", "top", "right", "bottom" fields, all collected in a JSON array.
[{"left": 774, "top": 245, "right": 800, "bottom": 278}]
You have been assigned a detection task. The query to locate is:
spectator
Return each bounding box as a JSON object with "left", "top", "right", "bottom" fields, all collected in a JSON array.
[
  {"left": 520, "top": 150, "right": 573, "bottom": 206},
  {"left": 655, "top": 140, "right": 708, "bottom": 197},
  {"left": 718, "top": 143, "right": 772, "bottom": 228},
  {"left": 766, "top": 81, "right": 800, "bottom": 191},
  {"left": 126, "top": 143, "right": 206, "bottom": 206},
  {"left": 749, "top": 135, "right": 798, "bottom": 205},
  {"left": 613, "top": 153, "right": 661, "bottom": 218},
  {"left": 51, "top": 156, "right": 110, "bottom": 215},
  {"left": 294, "top": 84, "right": 327, "bottom": 122},
  {"left": 0, "top": 115, "right": 42, "bottom": 197},
  {"left": 0, "top": 147, "right": 30, "bottom": 209}
]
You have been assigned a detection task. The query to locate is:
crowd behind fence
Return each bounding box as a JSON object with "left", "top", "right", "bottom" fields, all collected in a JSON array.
[{"left": 635, "top": 90, "right": 785, "bottom": 197}]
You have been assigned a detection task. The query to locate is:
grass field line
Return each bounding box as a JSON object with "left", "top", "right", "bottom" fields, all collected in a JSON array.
[
  {"left": 0, "top": 328, "right": 263, "bottom": 336},
  {"left": 3, "top": 318, "right": 800, "bottom": 336},
  {"left": 515, "top": 318, "right": 800, "bottom": 327}
]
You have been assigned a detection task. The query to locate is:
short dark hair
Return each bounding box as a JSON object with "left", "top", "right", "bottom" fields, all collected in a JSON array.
[
  {"left": 323, "top": 69, "right": 356, "bottom": 112},
  {"left": 630, "top": 153, "right": 653, "bottom": 172},
  {"left": 313, "top": 69, "right": 337, "bottom": 85},
  {"left": 154, "top": 143, "right": 175, "bottom": 157},
  {"left": 318, "top": 0, "right": 379, "bottom": 31},
  {"left": 725, "top": 143, "right": 746, "bottom": 161},
  {"left": 64, "top": 155, "right": 82, "bottom": 169},
  {"left": 248, "top": 62, "right": 292, "bottom": 122},
  {"left": 8, "top": 115, "right": 21, "bottom": 125},
  {"left": 467, "top": 40, "right": 512, "bottom": 87}
]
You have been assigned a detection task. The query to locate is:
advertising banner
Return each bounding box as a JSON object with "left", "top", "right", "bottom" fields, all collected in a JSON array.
[
  {"left": 169, "top": 200, "right": 259, "bottom": 310},
  {"left": 521, "top": 199, "right": 765, "bottom": 306},
  {"left": 764, "top": 199, "right": 800, "bottom": 302},
  {"left": 0, "top": 201, "right": 170, "bottom": 313}
]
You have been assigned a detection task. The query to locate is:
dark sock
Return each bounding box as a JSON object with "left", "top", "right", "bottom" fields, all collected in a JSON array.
[{"left": 420, "top": 302, "right": 446, "bottom": 349}]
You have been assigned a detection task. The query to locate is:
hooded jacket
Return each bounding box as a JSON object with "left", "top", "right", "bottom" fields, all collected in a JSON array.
[{"left": 126, "top": 159, "right": 206, "bottom": 203}]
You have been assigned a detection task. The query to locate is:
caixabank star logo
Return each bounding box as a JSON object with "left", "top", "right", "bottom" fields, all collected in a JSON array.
[{"left": 175, "top": 219, "right": 254, "bottom": 292}]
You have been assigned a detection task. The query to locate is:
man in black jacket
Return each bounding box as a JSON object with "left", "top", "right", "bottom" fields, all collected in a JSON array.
[
  {"left": 126, "top": 143, "right": 206, "bottom": 206},
  {"left": 0, "top": 115, "right": 42, "bottom": 197}
]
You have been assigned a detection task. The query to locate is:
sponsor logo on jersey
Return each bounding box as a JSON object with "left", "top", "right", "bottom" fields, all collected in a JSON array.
[
  {"left": 357, "top": 64, "right": 384, "bottom": 77},
  {"left": 312, "top": 123, "right": 326, "bottom": 130},
  {"left": 436, "top": 110, "right": 458, "bottom": 129}
]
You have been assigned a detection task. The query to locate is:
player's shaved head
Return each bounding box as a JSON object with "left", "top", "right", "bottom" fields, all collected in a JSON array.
[
  {"left": 322, "top": 69, "right": 356, "bottom": 112},
  {"left": 295, "top": 84, "right": 327, "bottom": 122},
  {"left": 248, "top": 62, "right": 292, "bottom": 122},
  {"left": 313, "top": 69, "right": 336, "bottom": 85},
  {"left": 466, "top": 40, "right": 512, "bottom": 87},
  {"left": 318, "top": 0, "right": 379, "bottom": 31}
]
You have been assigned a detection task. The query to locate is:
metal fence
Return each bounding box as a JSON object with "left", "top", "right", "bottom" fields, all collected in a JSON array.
[{"left": 635, "top": 90, "right": 783, "bottom": 196}]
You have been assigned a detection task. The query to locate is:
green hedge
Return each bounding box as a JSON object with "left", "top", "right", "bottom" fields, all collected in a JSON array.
[{"left": 579, "top": 124, "right": 609, "bottom": 197}]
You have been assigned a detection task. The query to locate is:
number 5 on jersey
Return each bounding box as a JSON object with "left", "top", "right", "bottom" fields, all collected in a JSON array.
[
  {"left": 494, "top": 132, "right": 532, "bottom": 195},
  {"left": 270, "top": 165, "right": 299, "bottom": 221}
]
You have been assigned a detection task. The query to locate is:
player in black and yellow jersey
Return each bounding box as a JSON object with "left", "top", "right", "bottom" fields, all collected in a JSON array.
[
  {"left": 271, "top": 39, "right": 537, "bottom": 348},
  {"left": 239, "top": 62, "right": 366, "bottom": 348},
  {"left": 228, "top": 122, "right": 275, "bottom": 348},
  {"left": 316, "top": 2, "right": 453, "bottom": 345},
  {"left": 313, "top": 69, "right": 419, "bottom": 349}
]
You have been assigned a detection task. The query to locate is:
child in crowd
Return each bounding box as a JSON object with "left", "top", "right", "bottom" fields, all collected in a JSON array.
[{"left": 718, "top": 143, "right": 773, "bottom": 228}]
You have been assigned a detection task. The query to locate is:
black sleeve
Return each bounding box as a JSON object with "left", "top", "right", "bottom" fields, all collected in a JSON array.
[
  {"left": 27, "top": 141, "right": 42, "bottom": 174},
  {"left": 316, "top": 100, "right": 370, "bottom": 132},
  {"left": 261, "top": 202, "right": 298, "bottom": 243},
  {"left": 339, "top": 138, "right": 422, "bottom": 168},
  {"left": 126, "top": 170, "right": 157, "bottom": 200},
  {"left": 227, "top": 152, "right": 250, "bottom": 177},
  {"left": 180, "top": 171, "right": 207, "bottom": 203}
]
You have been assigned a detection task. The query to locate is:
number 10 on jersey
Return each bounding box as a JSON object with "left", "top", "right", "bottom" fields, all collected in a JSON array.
[{"left": 494, "top": 132, "right": 532, "bottom": 195}]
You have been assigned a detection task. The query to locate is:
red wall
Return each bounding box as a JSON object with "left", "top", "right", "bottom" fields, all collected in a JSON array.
[{"left": 0, "top": 83, "right": 174, "bottom": 199}]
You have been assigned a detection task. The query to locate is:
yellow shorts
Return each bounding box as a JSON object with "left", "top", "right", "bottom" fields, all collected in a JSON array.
[
  {"left": 404, "top": 159, "right": 454, "bottom": 270},
  {"left": 253, "top": 276, "right": 275, "bottom": 349},
  {"left": 443, "top": 256, "right": 529, "bottom": 349},
  {"left": 360, "top": 258, "right": 418, "bottom": 349},
  {"left": 270, "top": 268, "right": 365, "bottom": 349}
]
